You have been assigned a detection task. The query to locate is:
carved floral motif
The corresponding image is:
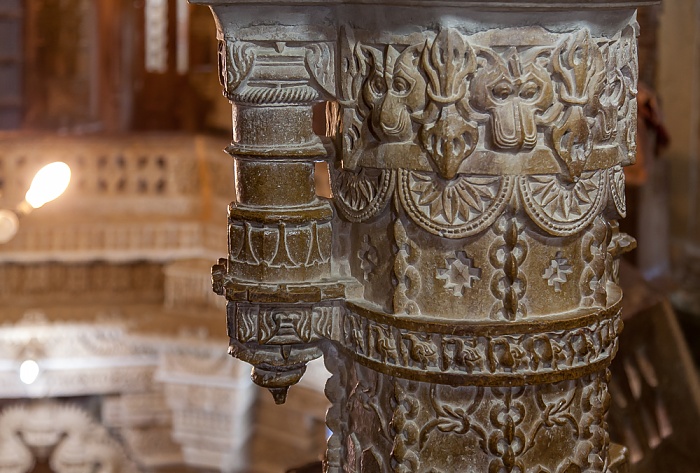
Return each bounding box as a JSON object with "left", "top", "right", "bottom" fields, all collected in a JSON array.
[
  {"left": 398, "top": 170, "right": 513, "bottom": 238},
  {"left": 332, "top": 167, "right": 395, "bottom": 222},
  {"left": 520, "top": 171, "right": 607, "bottom": 236}
]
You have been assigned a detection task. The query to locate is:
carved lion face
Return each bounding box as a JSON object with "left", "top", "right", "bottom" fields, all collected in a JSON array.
[
  {"left": 471, "top": 48, "right": 553, "bottom": 150},
  {"left": 361, "top": 45, "right": 427, "bottom": 143}
]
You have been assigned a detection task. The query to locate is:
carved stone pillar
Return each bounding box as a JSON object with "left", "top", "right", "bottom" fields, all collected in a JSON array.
[{"left": 198, "top": 1, "right": 646, "bottom": 471}]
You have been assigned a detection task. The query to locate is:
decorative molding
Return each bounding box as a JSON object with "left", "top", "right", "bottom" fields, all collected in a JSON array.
[{"left": 340, "top": 301, "right": 622, "bottom": 385}]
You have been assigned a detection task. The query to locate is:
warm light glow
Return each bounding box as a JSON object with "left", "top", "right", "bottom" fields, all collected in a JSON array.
[
  {"left": 0, "top": 210, "right": 19, "bottom": 244},
  {"left": 19, "top": 360, "right": 40, "bottom": 385},
  {"left": 25, "top": 162, "right": 71, "bottom": 209}
]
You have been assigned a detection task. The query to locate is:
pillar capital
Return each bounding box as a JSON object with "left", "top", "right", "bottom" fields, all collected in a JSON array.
[{"left": 198, "top": 0, "right": 651, "bottom": 470}]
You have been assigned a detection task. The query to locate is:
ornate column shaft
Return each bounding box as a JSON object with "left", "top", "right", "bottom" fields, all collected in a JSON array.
[
  {"left": 207, "top": 5, "right": 347, "bottom": 403},
  {"left": 198, "top": 1, "right": 647, "bottom": 471}
]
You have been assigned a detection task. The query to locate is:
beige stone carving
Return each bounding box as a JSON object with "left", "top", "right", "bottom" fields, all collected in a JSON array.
[
  {"left": 0, "top": 402, "right": 138, "bottom": 473},
  {"left": 196, "top": 0, "right": 647, "bottom": 471}
]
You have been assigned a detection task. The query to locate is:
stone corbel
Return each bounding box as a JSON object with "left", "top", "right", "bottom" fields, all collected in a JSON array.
[{"left": 205, "top": 5, "right": 352, "bottom": 403}]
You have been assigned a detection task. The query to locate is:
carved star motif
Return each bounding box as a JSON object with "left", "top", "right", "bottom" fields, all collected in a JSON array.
[
  {"left": 542, "top": 251, "right": 573, "bottom": 292},
  {"left": 436, "top": 252, "right": 481, "bottom": 297}
]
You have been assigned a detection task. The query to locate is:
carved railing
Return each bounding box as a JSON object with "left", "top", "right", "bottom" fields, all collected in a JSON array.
[
  {"left": 198, "top": 1, "right": 648, "bottom": 471},
  {"left": 0, "top": 133, "right": 232, "bottom": 262}
]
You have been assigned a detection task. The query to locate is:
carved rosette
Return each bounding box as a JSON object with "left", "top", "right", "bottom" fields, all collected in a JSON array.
[{"left": 199, "top": 1, "right": 642, "bottom": 471}]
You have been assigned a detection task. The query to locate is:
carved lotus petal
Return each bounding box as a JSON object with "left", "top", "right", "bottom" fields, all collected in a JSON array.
[
  {"left": 520, "top": 171, "right": 606, "bottom": 236},
  {"left": 219, "top": 40, "right": 255, "bottom": 98},
  {"left": 332, "top": 167, "right": 395, "bottom": 222},
  {"left": 609, "top": 165, "right": 626, "bottom": 218},
  {"left": 399, "top": 170, "right": 513, "bottom": 238}
]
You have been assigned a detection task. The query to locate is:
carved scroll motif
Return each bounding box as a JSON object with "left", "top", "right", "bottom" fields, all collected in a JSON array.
[
  {"left": 218, "top": 39, "right": 255, "bottom": 99},
  {"left": 348, "top": 371, "right": 612, "bottom": 473},
  {"left": 219, "top": 39, "right": 335, "bottom": 104}
]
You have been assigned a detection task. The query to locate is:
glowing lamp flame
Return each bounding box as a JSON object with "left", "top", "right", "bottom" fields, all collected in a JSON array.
[
  {"left": 19, "top": 360, "right": 40, "bottom": 385},
  {"left": 25, "top": 162, "right": 71, "bottom": 209}
]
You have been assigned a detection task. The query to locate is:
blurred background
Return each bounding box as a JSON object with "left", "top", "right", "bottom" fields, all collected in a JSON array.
[{"left": 0, "top": 1, "right": 698, "bottom": 472}]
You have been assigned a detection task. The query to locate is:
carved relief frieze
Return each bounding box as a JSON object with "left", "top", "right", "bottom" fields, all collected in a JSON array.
[
  {"left": 339, "top": 302, "right": 622, "bottom": 385},
  {"left": 233, "top": 303, "right": 342, "bottom": 346},
  {"left": 335, "top": 22, "right": 636, "bottom": 239},
  {"left": 0, "top": 402, "right": 138, "bottom": 473}
]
